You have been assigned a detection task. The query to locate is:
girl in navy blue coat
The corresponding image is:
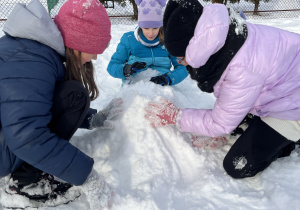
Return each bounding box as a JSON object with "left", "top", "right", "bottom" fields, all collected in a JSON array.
[
  {"left": 0, "top": 0, "right": 122, "bottom": 206},
  {"left": 107, "top": 0, "right": 188, "bottom": 86}
]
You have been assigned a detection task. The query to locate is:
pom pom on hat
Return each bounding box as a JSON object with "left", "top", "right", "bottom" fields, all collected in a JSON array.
[
  {"left": 163, "top": 0, "right": 203, "bottom": 57},
  {"left": 54, "top": 0, "right": 111, "bottom": 55},
  {"left": 135, "top": 0, "right": 167, "bottom": 28}
]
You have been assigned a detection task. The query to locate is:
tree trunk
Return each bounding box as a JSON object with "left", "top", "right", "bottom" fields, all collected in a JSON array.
[
  {"left": 130, "top": 0, "right": 138, "bottom": 20},
  {"left": 253, "top": 0, "right": 260, "bottom": 15}
]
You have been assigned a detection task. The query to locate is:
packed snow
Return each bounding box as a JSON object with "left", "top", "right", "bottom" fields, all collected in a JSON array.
[{"left": 1, "top": 16, "right": 300, "bottom": 210}]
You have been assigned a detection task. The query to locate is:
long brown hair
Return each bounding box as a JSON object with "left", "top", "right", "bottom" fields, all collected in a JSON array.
[
  {"left": 158, "top": 27, "right": 164, "bottom": 45},
  {"left": 65, "top": 47, "right": 99, "bottom": 101}
]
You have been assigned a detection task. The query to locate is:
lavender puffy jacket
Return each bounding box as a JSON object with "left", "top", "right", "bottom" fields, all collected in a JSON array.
[{"left": 178, "top": 4, "right": 300, "bottom": 137}]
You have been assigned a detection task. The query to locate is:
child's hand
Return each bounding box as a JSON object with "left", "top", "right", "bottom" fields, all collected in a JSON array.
[
  {"left": 90, "top": 98, "right": 124, "bottom": 129},
  {"left": 123, "top": 62, "right": 146, "bottom": 77},
  {"left": 150, "top": 74, "right": 171, "bottom": 86},
  {"left": 145, "top": 98, "right": 180, "bottom": 127},
  {"left": 191, "top": 135, "right": 228, "bottom": 149}
]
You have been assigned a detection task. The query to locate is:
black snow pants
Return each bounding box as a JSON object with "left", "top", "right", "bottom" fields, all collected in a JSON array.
[{"left": 223, "top": 116, "right": 296, "bottom": 178}]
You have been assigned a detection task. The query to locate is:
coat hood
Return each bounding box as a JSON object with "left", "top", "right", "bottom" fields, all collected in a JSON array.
[
  {"left": 3, "top": 0, "right": 65, "bottom": 56},
  {"left": 185, "top": 4, "right": 229, "bottom": 68}
]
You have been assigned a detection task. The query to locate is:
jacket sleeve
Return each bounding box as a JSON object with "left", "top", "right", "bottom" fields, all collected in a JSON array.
[
  {"left": 178, "top": 67, "right": 264, "bottom": 137},
  {"left": 107, "top": 33, "right": 131, "bottom": 79},
  {"left": 166, "top": 55, "right": 188, "bottom": 86},
  {"left": 0, "top": 54, "right": 93, "bottom": 186}
]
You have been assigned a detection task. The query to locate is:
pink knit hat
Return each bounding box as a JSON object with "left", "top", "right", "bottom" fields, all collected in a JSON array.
[{"left": 54, "top": 0, "right": 111, "bottom": 54}]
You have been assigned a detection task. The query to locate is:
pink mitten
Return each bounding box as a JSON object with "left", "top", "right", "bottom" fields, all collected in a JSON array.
[
  {"left": 145, "top": 98, "right": 180, "bottom": 127},
  {"left": 191, "top": 135, "right": 228, "bottom": 149}
]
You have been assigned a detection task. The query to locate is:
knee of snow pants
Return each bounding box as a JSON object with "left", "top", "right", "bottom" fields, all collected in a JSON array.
[{"left": 48, "top": 80, "right": 90, "bottom": 140}]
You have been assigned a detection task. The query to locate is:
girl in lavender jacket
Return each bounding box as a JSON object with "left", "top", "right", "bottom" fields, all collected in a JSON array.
[{"left": 145, "top": 0, "right": 300, "bottom": 179}]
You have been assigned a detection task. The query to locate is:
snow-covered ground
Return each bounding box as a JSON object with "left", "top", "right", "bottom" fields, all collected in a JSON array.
[{"left": 1, "top": 16, "right": 300, "bottom": 210}]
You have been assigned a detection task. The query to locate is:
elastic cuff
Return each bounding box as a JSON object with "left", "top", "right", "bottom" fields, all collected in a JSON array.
[
  {"left": 81, "top": 108, "right": 97, "bottom": 129},
  {"left": 165, "top": 73, "right": 173, "bottom": 85},
  {"left": 165, "top": 75, "right": 171, "bottom": 85}
]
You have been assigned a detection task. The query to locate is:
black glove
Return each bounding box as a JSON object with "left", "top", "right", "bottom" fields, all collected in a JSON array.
[
  {"left": 123, "top": 62, "right": 146, "bottom": 77},
  {"left": 150, "top": 74, "right": 171, "bottom": 86}
]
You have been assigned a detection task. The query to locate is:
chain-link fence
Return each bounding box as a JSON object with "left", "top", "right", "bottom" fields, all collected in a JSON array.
[
  {"left": 1, "top": 0, "right": 300, "bottom": 27},
  {"left": 224, "top": 0, "right": 300, "bottom": 19}
]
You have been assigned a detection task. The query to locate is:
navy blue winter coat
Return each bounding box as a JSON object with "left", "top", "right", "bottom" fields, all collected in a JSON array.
[{"left": 0, "top": 0, "right": 93, "bottom": 185}]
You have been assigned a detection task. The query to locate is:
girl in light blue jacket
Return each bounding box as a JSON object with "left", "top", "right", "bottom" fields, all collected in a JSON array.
[{"left": 107, "top": 0, "right": 188, "bottom": 86}]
